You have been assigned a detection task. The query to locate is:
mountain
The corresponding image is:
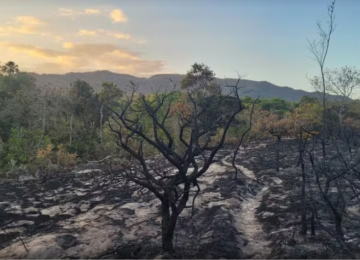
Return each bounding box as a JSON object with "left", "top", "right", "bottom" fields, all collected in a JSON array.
[{"left": 30, "top": 70, "right": 325, "bottom": 102}]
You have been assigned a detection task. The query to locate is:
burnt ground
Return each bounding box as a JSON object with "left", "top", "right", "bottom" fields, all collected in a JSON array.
[
  {"left": 2, "top": 141, "right": 359, "bottom": 259},
  {"left": 230, "top": 140, "right": 360, "bottom": 259},
  {"left": 0, "top": 149, "right": 259, "bottom": 259}
]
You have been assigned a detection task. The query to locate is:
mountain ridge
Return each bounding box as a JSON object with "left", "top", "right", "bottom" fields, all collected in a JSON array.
[{"left": 30, "top": 70, "right": 326, "bottom": 102}]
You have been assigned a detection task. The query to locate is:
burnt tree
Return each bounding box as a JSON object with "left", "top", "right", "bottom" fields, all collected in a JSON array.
[{"left": 108, "top": 73, "right": 243, "bottom": 253}]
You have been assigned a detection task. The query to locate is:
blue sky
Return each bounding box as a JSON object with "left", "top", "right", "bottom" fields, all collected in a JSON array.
[{"left": 0, "top": 0, "right": 359, "bottom": 94}]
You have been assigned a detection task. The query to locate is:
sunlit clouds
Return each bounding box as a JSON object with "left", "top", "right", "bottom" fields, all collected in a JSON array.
[
  {"left": 0, "top": 42, "right": 164, "bottom": 75},
  {"left": 0, "top": 16, "right": 45, "bottom": 36},
  {"left": 110, "top": 9, "right": 128, "bottom": 23},
  {"left": 57, "top": 8, "right": 101, "bottom": 18},
  {"left": 0, "top": 4, "right": 159, "bottom": 76},
  {"left": 78, "top": 30, "right": 98, "bottom": 36},
  {"left": 78, "top": 29, "right": 132, "bottom": 40}
]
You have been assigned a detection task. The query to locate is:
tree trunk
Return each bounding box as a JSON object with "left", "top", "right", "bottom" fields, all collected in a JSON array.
[
  {"left": 321, "top": 139, "right": 326, "bottom": 158},
  {"left": 308, "top": 152, "right": 314, "bottom": 167},
  {"left": 161, "top": 201, "right": 177, "bottom": 253},
  {"left": 334, "top": 213, "right": 344, "bottom": 238},
  {"left": 70, "top": 114, "right": 73, "bottom": 146},
  {"left": 100, "top": 103, "right": 104, "bottom": 144},
  {"left": 321, "top": 64, "right": 327, "bottom": 158},
  {"left": 37, "top": 101, "right": 46, "bottom": 149},
  {"left": 300, "top": 148, "right": 307, "bottom": 235},
  {"left": 311, "top": 208, "right": 315, "bottom": 236},
  {"left": 276, "top": 136, "right": 281, "bottom": 172}
]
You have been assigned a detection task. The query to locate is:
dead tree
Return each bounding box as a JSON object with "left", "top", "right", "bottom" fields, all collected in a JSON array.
[
  {"left": 232, "top": 96, "right": 259, "bottom": 180},
  {"left": 326, "top": 67, "right": 360, "bottom": 153},
  {"left": 108, "top": 78, "right": 243, "bottom": 253},
  {"left": 308, "top": 0, "right": 336, "bottom": 158}
]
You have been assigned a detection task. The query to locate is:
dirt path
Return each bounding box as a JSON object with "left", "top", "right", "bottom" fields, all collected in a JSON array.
[{"left": 221, "top": 154, "right": 271, "bottom": 259}]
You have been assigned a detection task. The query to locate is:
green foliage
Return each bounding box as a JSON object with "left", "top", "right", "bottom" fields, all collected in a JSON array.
[
  {"left": 68, "top": 129, "right": 99, "bottom": 159},
  {"left": 99, "top": 82, "right": 123, "bottom": 104},
  {"left": 180, "top": 62, "right": 221, "bottom": 96},
  {"left": 0, "top": 72, "right": 35, "bottom": 95},
  {"left": 4, "top": 159, "right": 27, "bottom": 179},
  {"left": 242, "top": 96, "right": 295, "bottom": 117},
  {"left": 1, "top": 60, "right": 359, "bottom": 178},
  {"left": 4, "top": 128, "right": 51, "bottom": 165},
  {"left": 95, "top": 128, "right": 120, "bottom": 157},
  {"left": 298, "top": 95, "right": 319, "bottom": 106},
  {"left": 0, "top": 72, "right": 38, "bottom": 141}
]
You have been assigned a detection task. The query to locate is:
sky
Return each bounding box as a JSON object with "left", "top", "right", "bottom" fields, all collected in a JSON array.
[{"left": 0, "top": 0, "right": 359, "bottom": 94}]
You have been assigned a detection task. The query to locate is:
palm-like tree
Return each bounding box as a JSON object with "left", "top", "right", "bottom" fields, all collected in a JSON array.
[{"left": 1, "top": 61, "right": 19, "bottom": 75}]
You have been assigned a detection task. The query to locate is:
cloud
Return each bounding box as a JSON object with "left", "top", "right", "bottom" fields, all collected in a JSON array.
[
  {"left": 78, "top": 29, "right": 97, "bottom": 36},
  {"left": 62, "top": 42, "right": 75, "bottom": 49},
  {"left": 0, "top": 16, "right": 45, "bottom": 36},
  {"left": 84, "top": 9, "right": 101, "bottom": 15},
  {"left": 54, "top": 36, "right": 64, "bottom": 42},
  {"left": 112, "top": 33, "right": 131, "bottom": 40},
  {"left": 0, "top": 42, "right": 163, "bottom": 75},
  {"left": 110, "top": 9, "right": 128, "bottom": 23},
  {"left": 77, "top": 29, "right": 132, "bottom": 40},
  {"left": 58, "top": 8, "right": 101, "bottom": 18},
  {"left": 96, "top": 29, "right": 131, "bottom": 40}
]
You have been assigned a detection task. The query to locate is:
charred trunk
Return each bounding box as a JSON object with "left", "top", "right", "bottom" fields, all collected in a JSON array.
[
  {"left": 311, "top": 208, "right": 315, "bottom": 236},
  {"left": 161, "top": 201, "right": 178, "bottom": 253},
  {"left": 308, "top": 152, "right": 314, "bottom": 167},
  {"left": 70, "top": 114, "right": 73, "bottom": 146},
  {"left": 100, "top": 103, "right": 104, "bottom": 143},
  {"left": 276, "top": 135, "right": 281, "bottom": 172},
  {"left": 334, "top": 213, "right": 344, "bottom": 239},
  {"left": 300, "top": 140, "right": 307, "bottom": 235}
]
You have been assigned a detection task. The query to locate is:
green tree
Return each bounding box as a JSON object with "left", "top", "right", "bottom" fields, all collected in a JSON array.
[
  {"left": 99, "top": 82, "right": 123, "bottom": 143},
  {"left": 260, "top": 97, "right": 294, "bottom": 116},
  {"left": 180, "top": 62, "right": 221, "bottom": 97},
  {"left": 298, "top": 95, "right": 319, "bottom": 106},
  {"left": 68, "top": 80, "right": 100, "bottom": 158}
]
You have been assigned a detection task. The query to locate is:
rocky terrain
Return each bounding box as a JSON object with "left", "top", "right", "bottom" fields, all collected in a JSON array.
[{"left": 1, "top": 142, "right": 360, "bottom": 259}]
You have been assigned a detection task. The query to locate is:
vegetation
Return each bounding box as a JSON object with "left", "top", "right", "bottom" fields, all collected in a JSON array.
[{"left": 0, "top": 61, "right": 304, "bottom": 178}]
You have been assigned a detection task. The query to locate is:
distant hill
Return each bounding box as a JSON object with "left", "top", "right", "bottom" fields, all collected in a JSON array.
[{"left": 30, "top": 70, "right": 327, "bottom": 102}]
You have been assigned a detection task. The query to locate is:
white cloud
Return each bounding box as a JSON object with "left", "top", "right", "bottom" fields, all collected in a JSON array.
[
  {"left": 110, "top": 9, "right": 128, "bottom": 23},
  {"left": 58, "top": 8, "right": 101, "bottom": 18}
]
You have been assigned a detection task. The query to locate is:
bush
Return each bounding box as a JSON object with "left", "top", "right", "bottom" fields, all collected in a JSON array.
[
  {"left": 33, "top": 143, "right": 77, "bottom": 177},
  {"left": 5, "top": 128, "right": 51, "bottom": 164},
  {"left": 56, "top": 144, "right": 77, "bottom": 171}
]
